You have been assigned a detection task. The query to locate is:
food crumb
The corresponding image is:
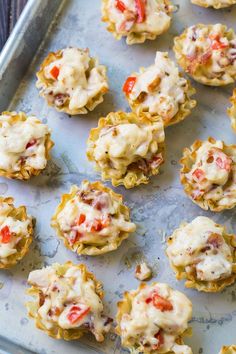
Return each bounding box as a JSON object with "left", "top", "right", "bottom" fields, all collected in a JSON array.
[{"left": 135, "top": 262, "right": 152, "bottom": 281}]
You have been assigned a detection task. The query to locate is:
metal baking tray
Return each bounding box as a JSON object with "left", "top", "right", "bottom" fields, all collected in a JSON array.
[{"left": 0, "top": 0, "right": 236, "bottom": 353}]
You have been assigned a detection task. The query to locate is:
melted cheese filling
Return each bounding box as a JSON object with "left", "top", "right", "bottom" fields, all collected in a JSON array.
[
  {"left": 28, "top": 265, "right": 110, "bottom": 341},
  {"left": 129, "top": 52, "right": 187, "bottom": 122},
  {"left": 0, "top": 202, "right": 31, "bottom": 261},
  {"left": 167, "top": 216, "right": 233, "bottom": 282},
  {"left": 187, "top": 140, "right": 236, "bottom": 206},
  {"left": 193, "top": 0, "right": 236, "bottom": 6},
  {"left": 107, "top": 0, "right": 172, "bottom": 35},
  {"left": 43, "top": 48, "right": 108, "bottom": 110},
  {"left": 56, "top": 181, "right": 136, "bottom": 245},
  {"left": 120, "top": 283, "right": 192, "bottom": 353},
  {"left": 182, "top": 24, "right": 236, "bottom": 78},
  {"left": 0, "top": 114, "right": 49, "bottom": 171},
  {"left": 93, "top": 120, "right": 164, "bottom": 178}
]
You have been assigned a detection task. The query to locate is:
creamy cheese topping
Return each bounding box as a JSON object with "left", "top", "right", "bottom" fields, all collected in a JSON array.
[
  {"left": 120, "top": 283, "right": 192, "bottom": 353},
  {"left": 106, "top": 0, "right": 173, "bottom": 35},
  {"left": 93, "top": 120, "right": 164, "bottom": 179},
  {"left": 128, "top": 52, "right": 188, "bottom": 123},
  {"left": 181, "top": 24, "right": 236, "bottom": 79},
  {"left": 0, "top": 113, "right": 50, "bottom": 172},
  {"left": 42, "top": 48, "right": 108, "bottom": 111},
  {"left": 56, "top": 181, "right": 136, "bottom": 246},
  {"left": 0, "top": 201, "right": 31, "bottom": 261},
  {"left": 167, "top": 216, "right": 233, "bottom": 282},
  {"left": 186, "top": 140, "right": 236, "bottom": 206},
  {"left": 28, "top": 264, "right": 111, "bottom": 341}
]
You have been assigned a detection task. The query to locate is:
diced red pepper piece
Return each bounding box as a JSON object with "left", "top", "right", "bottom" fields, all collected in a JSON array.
[
  {"left": 91, "top": 217, "right": 109, "bottom": 233},
  {"left": 135, "top": 0, "right": 146, "bottom": 23},
  {"left": 77, "top": 214, "right": 86, "bottom": 226},
  {"left": 67, "top": 305, "right": 90, "bottom": 324},
  {"left": 0, "top": 225, "right": 11, "bottom": 243},
  {"left": 192, "top": 168, "right": 205, "bottom": 182},
  {"left": 70, "top": 231, "right": 83, "bottom": 244},
  {"left": 115, "top": 0, "right": 126, "bottom": 12},
  {"left": 145, "top": 297, "right": 152, "bottom": 304},
  {"left": 50, "top": 66, "right": 60, "bottom": 79},
  {"left": 154, "top": 331, "right": 164, "bottom": 350},
  {"left": 123, "top": 77, "right": 136, "bottom": 94},
  {"left": 26, "top": 139, "right": 37, "bottom": 149}
]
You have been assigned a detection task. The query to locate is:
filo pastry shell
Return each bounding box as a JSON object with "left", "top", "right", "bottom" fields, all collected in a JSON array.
[
  {"left": 101, "top": 0, "right": 174, "bottom": 45},
  {"left": 116, "top": 282, "right": 193, "bottom": 354},
  {"left": 51, "top": 180, "right": 136, "bottom": 255},
  {"left": 36, "top": 48, "right": 108, "bottom": 115},
  {"left": 0, "top": 196, "right": 33, "bottom": 268},
  {"left": 0, "top": 111, "right": 54, "bottom": 180},
  {"left": 191, "top": 0, "right": 236, "bottom": 8},
  {"left": 219, "top": 346, "right": 236, "bottom": 354},
  {"left": 180, "top": 137, "right": 236, "bottom": 212},
  {"left": 87, "top": 111, "right": 165, "bottom": 189},
  {"left": 166, "top": 216, "right": 236, "bottom": 292},
  {"left": 174, "top": 24, "right": 236, "bottom": 86},
  {"left": 123, "top": 51, "right": 196, "bottom": 127},
  {"left": 26, "top": 262, "right": 112, "bottom": 341},
  {"left": 227, "top": 89, "right": 236, "bottom": 133}
]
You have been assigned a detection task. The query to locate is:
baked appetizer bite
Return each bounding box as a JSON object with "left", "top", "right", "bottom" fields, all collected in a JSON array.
[
  {"left": 123, "top": 51, "right": 196, "bottom": 127},
  {"left": 0, "top": 197, "right": 33, "bottom": 268},
  {"left": 51, "top": 180, "right": 136, "bottom": 255},
  {"left": 219, "top": 346, "right": 236, "bottom": 354},
  {"left": 87, "top": 111, "right": 165, "bottom": 189},
  {"left": 180, "top": 137, "right": 236, "bottom": 212},
  {"left": 101, "top": 0, "right": 174, "bottom": 45},
  {"left": 116, "top": 282, "right": 193, "bottom": 354},
  {"left": 167, "top": 216, "right": 236, "bottom": 292},
  {"left": 0, "top": 111, "right": 53, "bottom": 180},
  {"left": 26, "top": 262, "right": 112, "bottom": 341},
  {"left": 227, "top": 89, "right": 236, "bottom": 133},
  {"left": 191, "top": 0, "right": 236, "bottom": 8},
  {"left": 36, "top": 48, "right": 109, "bottom": 115},
  {"left": 174, "top": 24, "right": 236, "bottom": 86}
]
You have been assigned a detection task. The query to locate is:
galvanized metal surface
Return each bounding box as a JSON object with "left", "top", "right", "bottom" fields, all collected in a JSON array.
[{"left": 0, "top": 0, "right": 236, "bottom": 353}]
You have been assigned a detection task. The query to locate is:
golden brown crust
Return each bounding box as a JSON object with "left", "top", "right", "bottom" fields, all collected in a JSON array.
[
  {"left": 180, "top": 137, "right": 236, "bottom": 212},
  {"left": 0, "top": 196, "right": 33, "bottom": 268},
  {"left": 87, "top": 111, "right": 165, "bottom": 189},
  {"left": 173, "top": 24, "right": 236, "bottom": 86},
  {"left": 36, "top": 50, "right": 108, "bottom": 115},
  {"left": 0, "top": 111, "right": 54, "bottom": 180},
  {"left": 191, "top": 0, "right": 236, "bottom": 8},
  {"left": 219, "top": 346, "right": 236, "bottom": 354},
  {"left": 26, "top": 262, "right": 104, "bottom": 341},
  {"left": 51, "top": 181, "right": 135, "bottom": 255},
  {"left": 116, "top": 282, "right": 192, "bottom": 354},
  {"left": 227, "top": 89, "right": 236, "bottom": 133},
  {"left": 101, "top": 0, "right": 173, "bottom": 45},
  {"left": 167, "top": 222, "right": 236, "bottom": 292}
]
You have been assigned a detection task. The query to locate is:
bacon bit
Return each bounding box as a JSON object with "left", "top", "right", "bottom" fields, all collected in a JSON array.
[
  {"left": 26, "top": 139, "right": 37, "bottom": 149},
  {"left": 215, "top": 156, "right": 232, "bottom": 171},
  {"left": 192, "top": 168, "right": 205, "bottom": 182},
  {"left": 49, "top": 307, "right": 61, "bottom": 317},
  {"left": 152, "top": 293, "right": 173, "bottom": 312},
  {"left": 200, "top": 51, "right": 212, "bottom": 64},
  {"left": 115, "top": 0, "right": 126, "bottom": 12},
  {"left": 207, "top": 233, "right": 222, "bottom": 248},
  {"left": 77, "top": 214, "right": 86, "bottom": 226},
  {"left": 67, "top": 305, "right": 90, "bottom": 324},
  {"left": 135, "top": 0, "right": 146, "bottom": 23},
  {"left": 146, "top": 292, "right": 173, "bottom": 312},
  {"left": 153, "top": 331, "right": 164, "bottom": 350},
  {"left": 0, "top": 226, "right": 11, "bottom": 243},
  {"left": 210, "top": 34, "right": 228, "bottom": 50},
  {"left": 148, "top": 76, "right": 161, "bottom": 92},
  {"left": 123, "top": 76, "right": 137, "bottom": 94},
  {"left": 39, "top": 292, "right": 45, "bottom": 307},
  {"left": 50, "top": 66, "right": 60, "bottom": 79},
  {"left": 54, "top": 93, "right": 68, "bottom": 107},
  {"left": 150, "top": 154, "right": 164, "bottom": 169}
]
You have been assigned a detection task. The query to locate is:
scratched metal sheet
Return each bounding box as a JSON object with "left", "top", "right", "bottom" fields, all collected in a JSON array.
[{"left": 0, "top": 0, "right": 236, "bottom": 353}]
